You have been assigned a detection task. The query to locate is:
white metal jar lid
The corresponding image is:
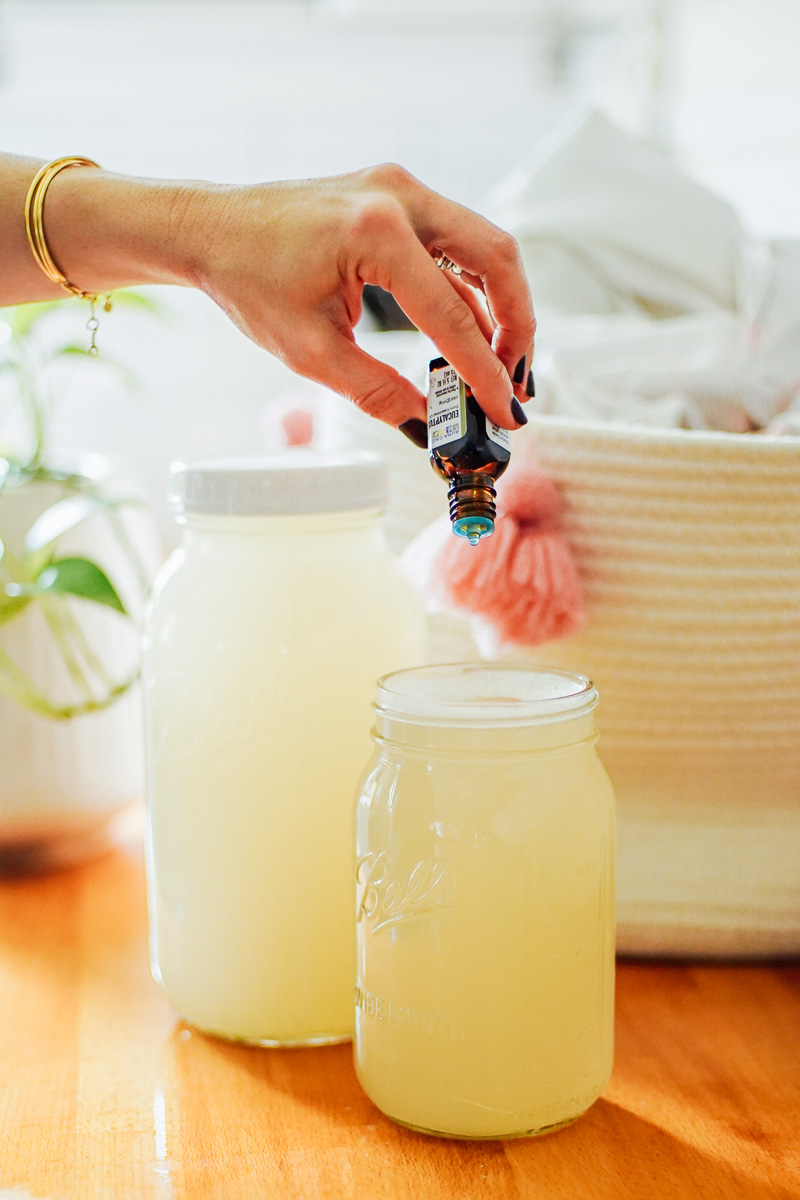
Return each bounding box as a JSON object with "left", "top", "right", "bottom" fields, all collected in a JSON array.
[
  {"left": 375, "top": 663, "right": 598, "bottom": 728},
  {"left": 170, "top": 451, "right": 388, "bottom": 517}
]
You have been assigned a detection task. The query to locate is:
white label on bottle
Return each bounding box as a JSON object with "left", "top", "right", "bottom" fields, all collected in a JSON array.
[
  {"left": 488, "top": 421, "right": 510, "bottom": 450},
  {"left": 428, "top": 364, "right": 466, "bottom": 449}
]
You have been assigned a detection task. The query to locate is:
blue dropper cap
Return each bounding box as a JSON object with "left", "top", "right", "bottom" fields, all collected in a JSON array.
[{"left": 452, "top": 514, "right": 495, "bottom": 546}]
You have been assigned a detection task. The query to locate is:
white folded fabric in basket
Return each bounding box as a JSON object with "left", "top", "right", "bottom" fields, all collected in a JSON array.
[
  {"left": 487, "top": 111, "right": 800, "bottom": 435},
  {"left": 486, "top": 109, "right": 743, "bottom": 319}
]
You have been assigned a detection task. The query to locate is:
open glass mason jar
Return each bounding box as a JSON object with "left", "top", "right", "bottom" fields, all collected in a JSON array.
[{"left": 354, "top": 663, "right": 615, "bottom": 1139}]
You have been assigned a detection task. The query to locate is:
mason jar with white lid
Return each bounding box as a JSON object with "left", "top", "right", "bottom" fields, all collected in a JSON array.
[
  {"left": 354, "top": 663, "right": 615, "bottom": 1139},
  {"left": 143, "top": 451, "right": 425, "bottom": 1046}
]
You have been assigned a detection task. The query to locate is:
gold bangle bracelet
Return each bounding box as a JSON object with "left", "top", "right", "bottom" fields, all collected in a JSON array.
[
  {"left": 24, "top": 156, "right": 113, "bottom": 354},
  {"left": 24, "top": 156, "right": 102, "bottom": 299}
]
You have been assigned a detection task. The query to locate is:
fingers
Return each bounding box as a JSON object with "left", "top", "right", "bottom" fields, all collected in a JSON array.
[
  {"left": 445, "top": 267, "right": 533, "bottom": 402},
  {"left": 446, "top": 273, "right": 495, "bottom": 345},
  {"left": 378, "top": 235, "right": 523, "bottom": 430},
  {"left": 410, "top": 189, "right": 537, "bottom": 396},
  {"left": 300, "top": 324, "right": 427, "bottom": 428},
  {"left": 444, "top": 278, "right": 532, "bottom": 402}
]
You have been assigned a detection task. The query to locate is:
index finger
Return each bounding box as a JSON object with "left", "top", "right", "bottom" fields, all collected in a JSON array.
[
  {"left": 410, "top": 190, "right": 537, "bottom": 389},
  {"left": 373, "top": 232, "right": 523, "bottom": 430}
]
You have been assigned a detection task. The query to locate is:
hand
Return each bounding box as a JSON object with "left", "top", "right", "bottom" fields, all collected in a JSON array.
[{"left": 184, "top": 164, "right": 536, "bottom": 431}]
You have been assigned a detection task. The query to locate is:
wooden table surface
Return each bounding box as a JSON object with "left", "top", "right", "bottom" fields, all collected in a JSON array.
[{"left": 1, "top": 839, "right": 799, "bottom": 1200}]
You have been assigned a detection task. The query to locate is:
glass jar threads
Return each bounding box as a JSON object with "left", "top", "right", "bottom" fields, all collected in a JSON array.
[{"left": 354, "top": 663, "right": 615, "bottom": 1138}]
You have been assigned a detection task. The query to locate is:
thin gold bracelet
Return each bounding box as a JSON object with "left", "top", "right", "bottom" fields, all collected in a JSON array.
[{"left": 24, "top": 156, "right": 113, "bottom": 355}]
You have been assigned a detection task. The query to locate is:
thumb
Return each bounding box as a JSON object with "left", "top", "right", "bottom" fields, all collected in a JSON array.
[{"left": 305, "top": 328, "right": 428, "bottom": 429}]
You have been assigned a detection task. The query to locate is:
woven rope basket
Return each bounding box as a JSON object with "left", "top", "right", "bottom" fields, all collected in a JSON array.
[
  {"left": 329, "top": 377, "right": 800, "bottom": 957},
  {"left": 519, "top": 416, "right": 800, "bottom": 957}
]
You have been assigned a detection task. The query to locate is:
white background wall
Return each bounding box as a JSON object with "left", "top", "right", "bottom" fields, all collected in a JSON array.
[{"left": 2, "top": 0, "right": 799, "bottom": 540}]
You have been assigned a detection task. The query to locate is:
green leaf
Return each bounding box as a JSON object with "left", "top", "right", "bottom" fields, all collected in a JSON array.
[
  {"left": 23, "top": 493, "right": 113, "bottom": 556},
  {"left": 36, "top": 557, "right": 127, "bottom": 615},
  {"left": 20, "top": 490, "right": 145, "bottom": 581}
]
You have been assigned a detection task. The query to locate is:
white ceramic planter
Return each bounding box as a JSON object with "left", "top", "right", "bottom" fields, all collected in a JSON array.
[
  {"left": 519, "top": 416, "right": 800, "bottom": 957},
  {"left": 0, "top": 455, "right": 161, "bottom": 869}
]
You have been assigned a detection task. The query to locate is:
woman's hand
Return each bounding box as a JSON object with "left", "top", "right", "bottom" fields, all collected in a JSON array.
[
  {"left": 2, "top": 156, "right": 536, "bottom": 431},
  {"left": 178, "top": 164, "right": 536, "bottom": 431}
]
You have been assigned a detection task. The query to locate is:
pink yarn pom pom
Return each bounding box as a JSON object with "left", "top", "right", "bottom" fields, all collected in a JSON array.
[
  {"left": 437, "top": 465, "right": 584, "bottom": 647},
  {"left": 500, "top": 469, "right": 562, "bottom": 527},
  {"left": 281, "top": 408, "right": 315, "bottom": 447}
]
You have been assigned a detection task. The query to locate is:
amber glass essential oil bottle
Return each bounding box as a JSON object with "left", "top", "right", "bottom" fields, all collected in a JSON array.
[{"left": 427, "top": 357, "right": 511, "bottom": 544}]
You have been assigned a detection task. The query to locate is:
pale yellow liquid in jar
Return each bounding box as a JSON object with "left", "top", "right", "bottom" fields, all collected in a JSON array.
[
  {"left": 355, "top": 712, "right": 615, "bottom": 1138},
  {"left": 144, "top": 511, "right": 425, "bottom": 1045}
]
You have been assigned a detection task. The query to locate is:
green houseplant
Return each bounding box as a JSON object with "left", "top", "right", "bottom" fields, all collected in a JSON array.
[{"left": 0, "top": 297, "right": 162, "bottom": 868}]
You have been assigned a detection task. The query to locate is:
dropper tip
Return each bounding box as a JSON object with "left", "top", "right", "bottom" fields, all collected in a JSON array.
[{"left": 453, "top": 514, "right": 495, "bottom": 544}]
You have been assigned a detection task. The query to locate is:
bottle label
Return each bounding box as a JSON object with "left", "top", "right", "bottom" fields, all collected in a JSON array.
[
  {"left": 428, "top": 364, "right": 466, "bottom": 449},
  {"left": 487, "top": 421, "right": 510, "bottom": 451},
  {"left": 428, "top": 363, "right": 511, "bottom": 453}
]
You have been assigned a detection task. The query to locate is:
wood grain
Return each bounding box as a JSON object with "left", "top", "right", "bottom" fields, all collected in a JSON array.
[{"left": 0, "top": 839, "right": 798, "bottom": 1200}]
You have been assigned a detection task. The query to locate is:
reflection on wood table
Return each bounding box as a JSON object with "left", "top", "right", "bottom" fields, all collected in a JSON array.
[{"left": 0, "top": 841, "right": 798, "bottom": 1200}]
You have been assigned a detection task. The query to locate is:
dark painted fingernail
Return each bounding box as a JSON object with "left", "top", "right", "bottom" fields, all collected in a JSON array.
[
  {"left": 398, "top": 418, "right": 428, "bottom": 449},
  {"left": 510, "top": 398, "right": 528, "bottom": 427},
  {"left": 513, "top": 355, "right": 527, "bottom": 385},
  {"left": 526, "top": 369, "right": 535, "bottom": 397}
]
